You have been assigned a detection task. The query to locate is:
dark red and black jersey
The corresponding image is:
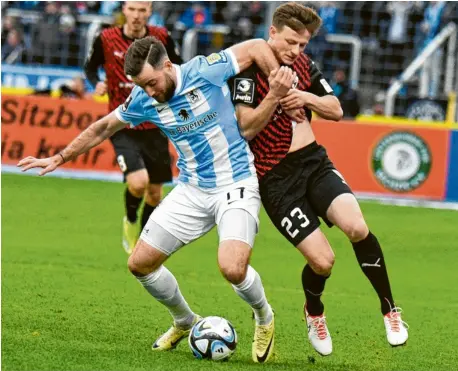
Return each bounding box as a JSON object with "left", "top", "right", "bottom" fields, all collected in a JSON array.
[
  {"left": 228, "top": 53, "right": 334, "bottom": 178},
  {"left": 84, "top": 25, "right": 182, "bottom": 130}
]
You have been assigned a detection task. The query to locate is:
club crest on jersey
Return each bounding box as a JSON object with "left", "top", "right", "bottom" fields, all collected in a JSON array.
[
  {"left": 205, "top": 52, "right": 226, "bottom": 66},
  {"left": 233, "top": 78, "right": 254, "bottom": 104},
  {"left": 187, "top": 90, "right": 201, "bottom": 104},
  {"left": 292, "top": 75, "right": 299, "bottom": 89},
  {"left": 178, "top": 109, "right": 190, "bottom": 121}
]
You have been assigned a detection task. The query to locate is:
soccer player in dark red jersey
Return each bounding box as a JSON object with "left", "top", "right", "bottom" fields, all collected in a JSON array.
[
  {"left": 229, "top": 2, "right": 408, "bottom": 355},
  {"left": 84, "top": 2, "right": 182, "bottom": 254}
]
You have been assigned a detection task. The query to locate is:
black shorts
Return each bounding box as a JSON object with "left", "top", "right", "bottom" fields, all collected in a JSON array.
[
  {"left": 259, "top": 141, "right": 353, "bottom": 246},
  {"left": 110, "top": 128, "right": 172, "bottom": 184}
]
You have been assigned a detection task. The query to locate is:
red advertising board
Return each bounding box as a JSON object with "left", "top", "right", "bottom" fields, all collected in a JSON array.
[{"left": 1, "top": 95, "right": 179, "bottom": 178}]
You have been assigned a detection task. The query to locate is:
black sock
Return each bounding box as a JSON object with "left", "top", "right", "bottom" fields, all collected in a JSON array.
[
  {"left": 352, "top": 231, "right": 394, "bottom": 315},
  {"left": 302, "top": 264, "right": 329, "bottom": 316},
  {"left": 125, "top": 188, "right": 142, "bottom": 223},
  {"left": 141, "top": 203, "right": 156, "bottom": 230}
]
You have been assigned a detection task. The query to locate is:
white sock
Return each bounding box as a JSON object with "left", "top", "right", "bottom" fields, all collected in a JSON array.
[
  {"left": 136, "top": 266, "right": 195, "bottom": 329},
  {"left": 232, "top": 265, "right": 273, "bottom": 325}
]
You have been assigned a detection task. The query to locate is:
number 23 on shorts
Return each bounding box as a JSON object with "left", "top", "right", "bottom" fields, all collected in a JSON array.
[{"left": 281, "top": 207, "right": 310, "bottom": 239}]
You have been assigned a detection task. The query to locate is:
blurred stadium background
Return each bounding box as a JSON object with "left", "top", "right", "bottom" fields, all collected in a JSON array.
[
  {"left": 2, "top": 1, "right": 458, "bottom": 116},
  {"left": 2, "top": 2, "right": 458, "bottom": 371}
]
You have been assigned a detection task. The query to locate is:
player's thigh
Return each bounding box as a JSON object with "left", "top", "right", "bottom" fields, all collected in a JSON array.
[
  {"left": 214, "top": 176, "right": 261, "bottom": 230},
  {"left": 217, "top": 209, "right": 256, "bottom": 284},
  {"left": 307, "top": 158, "right": 354, "bottom": 228},
  {"left": 139, "top": 129, "right": 173, "bottom": 185},
  {"left": 296, "top": 228, "right": 335, "bottom": 275},
  {"left": 110, "top": 130, "right": 146, "bottom": 184},
  {"left": 148, "top": 183, "right": 215, "bottom": 248},
  {"left": 260, "top": 174, "right": 321, "bottom": 247},
  {"left": 326, "top": 193, "right": 369, "bottom": 242}
]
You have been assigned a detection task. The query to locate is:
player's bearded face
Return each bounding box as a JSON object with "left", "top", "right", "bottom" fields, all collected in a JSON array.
[
  {"left": 269, "top": 26, "right": 311, "bottom": 65},
  {"left": 157, "top": 74, "right": 176, "bottom": 103}
]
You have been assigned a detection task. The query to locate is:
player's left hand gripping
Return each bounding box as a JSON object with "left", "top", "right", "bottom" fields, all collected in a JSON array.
[
  {"left": 17, "top": 156, "right": 60, "bottom": 176},
  {"left": 280, "top": 89, "right": 305, "bottom": 110}
]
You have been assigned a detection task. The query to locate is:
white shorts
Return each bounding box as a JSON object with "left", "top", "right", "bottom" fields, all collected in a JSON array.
[{"left": 140, "top": 176, "right": 261, "bottom": 250}]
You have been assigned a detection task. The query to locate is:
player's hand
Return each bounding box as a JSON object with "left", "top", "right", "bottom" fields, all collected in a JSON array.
[
  {"left": 285, "top": 108, "right": 307, "bottom": 122},
  {"left": 268, "top": 66, "right": 296, "bottom": 99},
  {"left": 95, "top": 81, "right": 107, "bottom": 96},
  {"left": 17, "top": 155, "right": 62, "bottom": 176},
  {"left": 280, "top": 89, "right": 306, "bottom": 110}
]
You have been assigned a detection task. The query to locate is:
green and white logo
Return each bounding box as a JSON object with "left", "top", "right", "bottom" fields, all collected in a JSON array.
[{"left": 372, "top": 131, "right": 431, "bottom": 192}]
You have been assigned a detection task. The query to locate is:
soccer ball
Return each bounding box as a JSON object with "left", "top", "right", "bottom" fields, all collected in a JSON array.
[{"left": 188, "top": 316, "right": 237, "bottom": 361}]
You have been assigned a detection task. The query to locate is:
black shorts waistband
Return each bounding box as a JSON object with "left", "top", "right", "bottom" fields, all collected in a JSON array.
[{"left": 284, "top": 141, "right": 321, "bottom": 160}]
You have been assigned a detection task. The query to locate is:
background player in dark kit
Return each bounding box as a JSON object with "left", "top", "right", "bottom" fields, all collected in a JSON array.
[{"left": 85, "top": 1, "right": 182, "bottom": 254}]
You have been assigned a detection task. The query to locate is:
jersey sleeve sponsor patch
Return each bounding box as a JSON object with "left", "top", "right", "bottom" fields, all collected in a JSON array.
[
  {"left": 232, "top": 78, "right": 255, "bottom": 104},
  {"left": 205, "top": 52, "right": 227, "bottom": 66},
  {"left": 320, "top": 79, "right": 333, "bottom": 93}
]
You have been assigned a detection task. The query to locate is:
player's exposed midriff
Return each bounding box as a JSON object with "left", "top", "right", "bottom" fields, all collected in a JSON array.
[{"left": 288, "top": 119, "right": 316, "bottom": 153}]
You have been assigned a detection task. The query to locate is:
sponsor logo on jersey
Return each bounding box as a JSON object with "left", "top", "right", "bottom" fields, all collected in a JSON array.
[
  {"left": 178, "top": 109, "right": 190, "bottom": 121},
  {"left": 233, "top": 78, "right": 254, "bottom": 104},
  {"left": 170, "top": 112, "right": 218, "bottom": 136},
  {"left": 372, "top": 131, "right": 431, "bottom": 192}
]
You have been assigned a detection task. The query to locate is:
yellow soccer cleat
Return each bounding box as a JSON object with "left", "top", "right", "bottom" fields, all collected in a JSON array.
[
  {"left": 152, "top": 315, "right": 202, "bottom": 351},
  {"left": 122, "top": 217, "right": 138, "bottom": 255},
  {"left": 252, "top": 312, "right": 275, "bottom": 363}
]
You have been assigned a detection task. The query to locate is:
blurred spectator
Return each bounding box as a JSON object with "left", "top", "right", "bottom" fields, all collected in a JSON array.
[
  {"left": 148, "top": 2, "right": 167, "bottom": 27},
  {"left": 1, "top": 15, "right": 17, "bottom": 44},
  {"left": 1, "top": 29, "right": 25, "bottom": 64},
  {"left": 372, "top": 91, "right": 386, "bottom": 116},
  {"left": 319, "top": 2, "right": 339, "bottom": 34},
  {"left": 177, "top": 2, "right": 212, "bottom": 29},
  {"left": 379, "top": 2, "right": 413, "bottom": 86},
  {"left": 331, "top": 69, "right": 360, "bottom": 118},
  {"left": 99, "top": 1, "right": 121, "bottom": 16},
  {"left": 43, "top": 1, "right": 60, "bottom": 25},
  {"left": 59, "top": 76, "right": 92, "bottom": 100},
  {"left": 420, "top": 1, "right": 447, "bottom": 98}
]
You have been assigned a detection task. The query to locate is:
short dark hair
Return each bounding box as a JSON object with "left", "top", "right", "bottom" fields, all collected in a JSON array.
[
  {"left": 124, "top": 36, "right": 167, "bottom": 77},
  {"left": 272, "top": 2, "right": 322, "bottom": 36}
]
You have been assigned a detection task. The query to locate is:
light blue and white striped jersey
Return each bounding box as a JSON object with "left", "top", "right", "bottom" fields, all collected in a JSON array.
[{"left": 115, "top": 49, "right": 256, "bottom": 189}]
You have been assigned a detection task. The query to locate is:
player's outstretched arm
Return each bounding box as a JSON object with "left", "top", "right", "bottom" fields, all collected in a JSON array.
[
  {"left": 228, "top": 39, "right": 280, "bottom": 77},
  {"left": 17, "top": 112, "right": 126, "bottom": 176}
]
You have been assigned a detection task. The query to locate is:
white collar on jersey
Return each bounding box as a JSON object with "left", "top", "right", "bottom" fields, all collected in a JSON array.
[{"left": 173, "top": 64, "right": 182, "bottom": 96}]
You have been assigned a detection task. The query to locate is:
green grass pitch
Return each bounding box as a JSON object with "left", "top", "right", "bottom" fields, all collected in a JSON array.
[{"left": 2, "top": 173, "right": 458, "bottom": 371}]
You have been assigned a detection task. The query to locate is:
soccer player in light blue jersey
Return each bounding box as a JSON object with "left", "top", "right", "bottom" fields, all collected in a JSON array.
[{"left": 18, "top": 36, "right": 295, "bottom": 363}]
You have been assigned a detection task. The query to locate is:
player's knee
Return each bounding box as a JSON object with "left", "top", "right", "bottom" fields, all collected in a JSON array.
[
  {"left": 344, "top": 217, "right": 369, "bottom": 242},
  {"left": 219, "top": 263, "right": 247, "bottom": 285},
  {"left": 310, "top": 254, "right": 335, "bottom": 276},
  {"left": 128, "top": 183, "right": 147, "bottom": 198},
  {"left": 127, "top": 243, "right": 154, "bottom": 276},
  {"left": 145, "top": 186, "right": 162, "bottom": 206}
]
